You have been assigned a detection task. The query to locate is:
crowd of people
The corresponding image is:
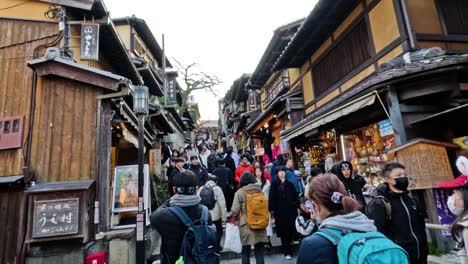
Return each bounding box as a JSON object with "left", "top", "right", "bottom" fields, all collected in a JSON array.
[{"left": 152, "top": 141, "right": 468, "bottom": 264}]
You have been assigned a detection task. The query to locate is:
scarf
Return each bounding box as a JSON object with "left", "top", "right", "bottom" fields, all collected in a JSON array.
[{"left": 169, "top": 194, "right": 201, "bottom": 207}]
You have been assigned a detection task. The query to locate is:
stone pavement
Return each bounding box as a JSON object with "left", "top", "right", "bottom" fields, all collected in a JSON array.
[{"left": 220, "top": 254, "right": 297, "bottom": 264}]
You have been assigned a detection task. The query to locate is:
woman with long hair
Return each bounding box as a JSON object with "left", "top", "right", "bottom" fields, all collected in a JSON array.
[
  {"left": 254, "top": 166, "right": 271, "bottom": 200},
  {"left": 297, "top": 173, "right": 377, "bottom": 264},
  {"left": 232, "top": 172, "right": 268, "bottom": 264},
  {"left": 253, "top": 160, "right": 272, "bottom": 182}
]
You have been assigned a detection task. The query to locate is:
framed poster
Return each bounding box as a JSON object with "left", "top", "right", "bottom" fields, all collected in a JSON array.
[{"left": 112, "top": 165, "right": 151, "bottom": 227}]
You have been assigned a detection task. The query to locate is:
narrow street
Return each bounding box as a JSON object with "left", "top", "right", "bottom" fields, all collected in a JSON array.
[{"left": 0, "top": 0, "right": 468, "bottom": 264}]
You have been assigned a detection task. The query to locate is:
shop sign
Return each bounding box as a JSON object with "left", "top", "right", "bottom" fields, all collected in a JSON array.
[
  {"left": 166, "top": 75, "right": 178, "bottom": 105},
  {"left": 378, "top": 119, "right": 393, "bottom": 137},
  {"left": 32, "top": 198, "right": 79, "bottom": 238},
  {"left": 80, "top": 24, "right": 99, "bottom": 61},
  {"left": 433, "top": 189, "right": 456, "bottom": 237}
]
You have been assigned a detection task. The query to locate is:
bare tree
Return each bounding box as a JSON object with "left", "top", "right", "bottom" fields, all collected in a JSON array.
[{"left": 172, "top": 58, "right": 221, "bottom": 115}]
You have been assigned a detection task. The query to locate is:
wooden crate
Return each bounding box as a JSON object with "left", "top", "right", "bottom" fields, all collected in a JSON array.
[{"left": 389, "top": 138, "right": 458, "bottom": 189}]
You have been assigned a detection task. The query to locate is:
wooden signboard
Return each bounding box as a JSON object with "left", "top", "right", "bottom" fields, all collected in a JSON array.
[
  {"left": 32, "top": 198, "right": 80, "bottom": 238},
  {"left": 388, "top": 138, "right": 459, "bottom": 189},
  {"left": 80, "top": 24, "right": 100, "bottom": 61}
]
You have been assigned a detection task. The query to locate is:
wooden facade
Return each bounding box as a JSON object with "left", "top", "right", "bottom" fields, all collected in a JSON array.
[
  {"left": 0, "top": 18, "right": 58, "bottom": 177},
  {"left": 30, "top": 78, "right": 103, "bottom": 183}
]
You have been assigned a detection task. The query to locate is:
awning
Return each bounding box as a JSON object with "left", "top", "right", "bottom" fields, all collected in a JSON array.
[
  {"left": 281, "top": 93, "right": 376, "bottom": 141},
  {"left": 113, "top": 98, "right": 155, "bottom": 145}
]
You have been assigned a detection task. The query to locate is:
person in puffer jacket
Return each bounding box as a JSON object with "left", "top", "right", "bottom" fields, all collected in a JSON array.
[
  {"left": 297, "top": 173, "right": 377, "bottom": 264},
  {"left": 197, "top": 176, "right": 227, "bottom": 245}
]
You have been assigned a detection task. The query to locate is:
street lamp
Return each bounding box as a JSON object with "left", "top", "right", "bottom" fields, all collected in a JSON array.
[{"left": 133, "top": 85, "right": 149, "bottom": 264}]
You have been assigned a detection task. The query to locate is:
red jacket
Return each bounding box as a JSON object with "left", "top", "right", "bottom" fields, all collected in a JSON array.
[
  {"left": 234, "top": 164, "right": 254, "bottom": 184},
  {"left": 263, "top": 170, "right": 272, "bottom": 182}
]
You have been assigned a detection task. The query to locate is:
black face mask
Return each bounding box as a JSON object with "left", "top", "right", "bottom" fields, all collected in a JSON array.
[{"left": 394, "top": 177, "right": 409, "bottom": 191}]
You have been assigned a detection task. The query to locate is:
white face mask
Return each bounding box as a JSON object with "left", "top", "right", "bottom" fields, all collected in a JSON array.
[{"left": 447, "top": 194, "right": 464, "bottom": 216}]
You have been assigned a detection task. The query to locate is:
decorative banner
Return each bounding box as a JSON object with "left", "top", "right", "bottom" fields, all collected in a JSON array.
[
  {"left": 433, "top": 188, "right": 456, "bottom": 237},
  {"left": 80, "top": 24, "right": 99, "bottom": 61},
  {"left": 32, "top": 198, "right": 80, "bottom": 238}
]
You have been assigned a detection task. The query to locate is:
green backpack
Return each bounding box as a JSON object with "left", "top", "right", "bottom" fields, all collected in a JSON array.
[{"left": 315, "top": 228, "right": 409, "bottom": 264}]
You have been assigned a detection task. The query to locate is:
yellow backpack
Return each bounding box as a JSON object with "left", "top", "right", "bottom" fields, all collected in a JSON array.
[{"left": 243, "top": 189, "right": 269, "bottom": 230}]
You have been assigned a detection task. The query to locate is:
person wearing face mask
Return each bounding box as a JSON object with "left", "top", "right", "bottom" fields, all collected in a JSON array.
[
  {"left": 367, "top": 162, "right": 428, "bottom": 264},
  {"left": 437, "top": 156, "right": 468, "bottom": 263}
]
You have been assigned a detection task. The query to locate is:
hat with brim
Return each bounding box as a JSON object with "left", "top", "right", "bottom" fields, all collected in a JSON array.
[{"left": 437, "top": 175, "right": 468, "bottom": 188}]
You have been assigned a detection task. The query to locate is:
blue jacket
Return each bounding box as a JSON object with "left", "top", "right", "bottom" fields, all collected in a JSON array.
[
  {"left": 285, "top": 168, "right": 298, "bottom": 189},
  {"left": 297, "top": 234, "right": 338, "bottom": 264}
]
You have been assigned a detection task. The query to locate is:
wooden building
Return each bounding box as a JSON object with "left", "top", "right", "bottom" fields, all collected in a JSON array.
[
  {"left": 0, "top": 1, "right": 183, "bottom": 263},
  {"left": 274, "top": 0, "right": 468, "bottom": 250}
]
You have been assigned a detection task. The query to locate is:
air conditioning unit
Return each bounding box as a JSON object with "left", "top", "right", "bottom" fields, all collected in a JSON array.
[{"left": 0, "top": 116, "right": 24, "bottom": 150}]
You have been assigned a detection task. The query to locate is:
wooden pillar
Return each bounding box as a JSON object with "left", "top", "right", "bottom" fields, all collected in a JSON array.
[
  {"left": 386, "top": 85, "right": 407, "bottom": 145},
  {"left": 96, "top": 100, "right": 114, "bottom": 233}
]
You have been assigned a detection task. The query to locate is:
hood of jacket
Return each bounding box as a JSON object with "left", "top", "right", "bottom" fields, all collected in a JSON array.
[
  {"left": 375, "top": 182, "right": 409, "bottom": 199},
  {"left": 331, "top": 162, "right": 354, "bottom": 182},
  {"left": 204, "top": 180, "right": 217, "bottom": 188},
  {"left": 320, "top": 211, "right": 377, "bottom": 233},
  {"left": 243, "top": 183, "right": 262, "bottom": 192}
]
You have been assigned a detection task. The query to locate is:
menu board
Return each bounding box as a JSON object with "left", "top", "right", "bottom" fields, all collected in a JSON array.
[{"left": 32, "top": 198, "right": 79, "bottom": 238}]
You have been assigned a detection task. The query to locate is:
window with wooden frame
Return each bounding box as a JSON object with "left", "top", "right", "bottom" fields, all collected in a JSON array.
[
  {"left": 313, "top": 19, "right": 372, "bottom": 97},
  {"left": 131, "top": 33, "right": 146, "bottom": 56},
  {"left": 436, "top": 0, "right": 468, "bottom": 35}
]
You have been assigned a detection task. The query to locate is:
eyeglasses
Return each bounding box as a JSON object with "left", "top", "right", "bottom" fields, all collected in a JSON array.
[{"left": 177, "top": 186, "right": 195, "bottom": 194}]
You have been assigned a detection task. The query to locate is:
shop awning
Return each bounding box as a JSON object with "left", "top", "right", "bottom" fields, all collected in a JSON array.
[{"left": 281, "top": 93, "right": 376, "bottom": 141}]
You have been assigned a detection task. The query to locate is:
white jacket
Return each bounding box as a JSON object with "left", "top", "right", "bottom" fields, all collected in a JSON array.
[
  {"left": 197, "top": 180, "right": 227, "bottom": 222},
  {"left": 257, "top": 178, "right": 271, "bottom": 199}
]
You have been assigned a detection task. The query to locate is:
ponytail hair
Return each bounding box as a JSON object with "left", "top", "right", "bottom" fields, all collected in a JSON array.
[{"left": 309, "top": 173, "right": 361, "bottom": 214}]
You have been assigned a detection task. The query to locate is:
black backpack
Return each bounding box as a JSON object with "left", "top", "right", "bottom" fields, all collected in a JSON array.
[
  {"left": 168, "top": 205, "right": 220, "bottom": 264},
  {"left": 200, "top": 185, "right": 216, "bottom": 210}
]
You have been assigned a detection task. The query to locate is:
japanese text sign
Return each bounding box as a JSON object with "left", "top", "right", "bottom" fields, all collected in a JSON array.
[
  {"left": 32, "top": 198, "right": 79, "bottom": 238},
  {"left": 80, "top": 24, "right": 100, "bottom": 61}
]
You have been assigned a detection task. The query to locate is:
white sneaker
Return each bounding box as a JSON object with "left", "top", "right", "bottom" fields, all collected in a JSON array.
[{"left": 285, "top": 255, "right": 292, "bottom": 260}]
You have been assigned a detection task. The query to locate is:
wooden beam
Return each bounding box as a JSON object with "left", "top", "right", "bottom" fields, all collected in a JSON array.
[
  {"left": 399, "top": 80, "right": 455, "bottom": 101},
  {"left": 386, "top": 86, "right": 407, "bottom": 145},
  {"left": 415, "top": 33, "right": 468, "bottom": 43},
  {"left": 400, "top": 104, "right": 440, "bottom": 113},
  {"left": 96, "top": 100, "right": 114, "bottom": 232}
]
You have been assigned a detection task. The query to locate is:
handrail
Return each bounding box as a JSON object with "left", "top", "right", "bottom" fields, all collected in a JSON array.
[{"left": 426, "top": 223, "right": 450, "bottom": 231}]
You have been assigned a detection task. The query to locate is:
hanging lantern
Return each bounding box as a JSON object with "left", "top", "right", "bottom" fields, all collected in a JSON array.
[{"left": 133, "top": 85, "right": 149, "bottom": 115}]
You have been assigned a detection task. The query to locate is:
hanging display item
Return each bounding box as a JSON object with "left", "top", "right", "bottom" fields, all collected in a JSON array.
[{"left": 340, "top": 119, "right": 396, "bottom": 187}]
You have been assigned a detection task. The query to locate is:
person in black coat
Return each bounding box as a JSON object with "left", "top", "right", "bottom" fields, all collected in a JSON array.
[
  {"left": 188, "top": 155, "right": 208, "bottom": 187},
  {"left": 168, "top": 158, "right": 185, "bottom": 197},
  {"left": 269, "top": 166, "right": 299, "bottom": 259},
  {"left": 331, "top": 161, "right": 367, "bottom": 211},
  {"left": 150, "top": 171, "right": 212, "bottom": 264},
  {"left": 367, "top": 163, "right": 428, "bottom": 264},
  {"left": 207, "top": 148, "right": 218, "bottom": 173},
  {"left": 213, "top": 159, "right": 235, "bottom": 212},
  {"left": 224, "top": 147, "right": 236, "bottom": 173}
]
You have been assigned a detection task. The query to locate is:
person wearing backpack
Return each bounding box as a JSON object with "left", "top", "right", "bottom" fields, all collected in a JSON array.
[
  {"left": 150, "top": 170, "right": 220, "bottom": 264},
  {"left": 298, "top": 173, "right": 408, "bottom": 264},
  {"left": 367, "top": 163, "right": 428, "bottom": 264},
  {"left": 269, "top": 166, "right": 299, "bottom": 260},
  {"left": 232, "top": 172, "right": 269, "bottom": 264},
  {"left": 197, "top": 175, "right": 227, "bottom": 245}
]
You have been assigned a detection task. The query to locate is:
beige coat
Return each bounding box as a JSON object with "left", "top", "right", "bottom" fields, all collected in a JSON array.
[
  {"left": 197, "top": 180, "right": 227, "bottom": 222},
  {"left": 231, "top": 183, "right": 269, "bottom": 246}
]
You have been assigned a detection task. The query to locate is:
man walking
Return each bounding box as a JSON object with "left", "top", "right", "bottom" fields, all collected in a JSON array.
[
  {"left": 213, "top": 159, "right": 235, "bottom": 212},
  {"left": 207, "top": 147, "right": 218, "bottom": 173},
  {"left": 188, "top": 156, "right": 209, "bottom": 187},
  {"left": 368, "top": 162, "right": 428, "bottom": 264},
  {"left": 234, "top": 154, "right": 254, "bottom": 184},
  {"left": 150, "top": 171, "right": 215, "bottom": 264}
]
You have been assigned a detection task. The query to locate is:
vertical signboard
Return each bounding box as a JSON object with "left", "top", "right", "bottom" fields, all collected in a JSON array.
[
  {"left": 80, "top": 24, "right": 100, "bottom": 61},
  {"left": 166, "top": 74, "right": 178, "bottom": 105}
]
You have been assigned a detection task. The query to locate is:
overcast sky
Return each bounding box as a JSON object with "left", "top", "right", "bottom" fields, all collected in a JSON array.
[{"left": 106, "top": 0, "right": 318, "bottom": 120}]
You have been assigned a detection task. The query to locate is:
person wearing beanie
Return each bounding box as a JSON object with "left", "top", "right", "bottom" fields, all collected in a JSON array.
[{"left": 151, "top": 171, "right": 213, "bottom": 264}]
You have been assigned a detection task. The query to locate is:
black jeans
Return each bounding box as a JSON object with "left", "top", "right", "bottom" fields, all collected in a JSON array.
[
  {"left": 280, "top": 233, "right": 293, "bottom": 256},
  {"left": 241, "top": 243, "right": 265, "bottom": 264},
  {"left": 213, "top": 220, "right": 223, "bottom": 245}
]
